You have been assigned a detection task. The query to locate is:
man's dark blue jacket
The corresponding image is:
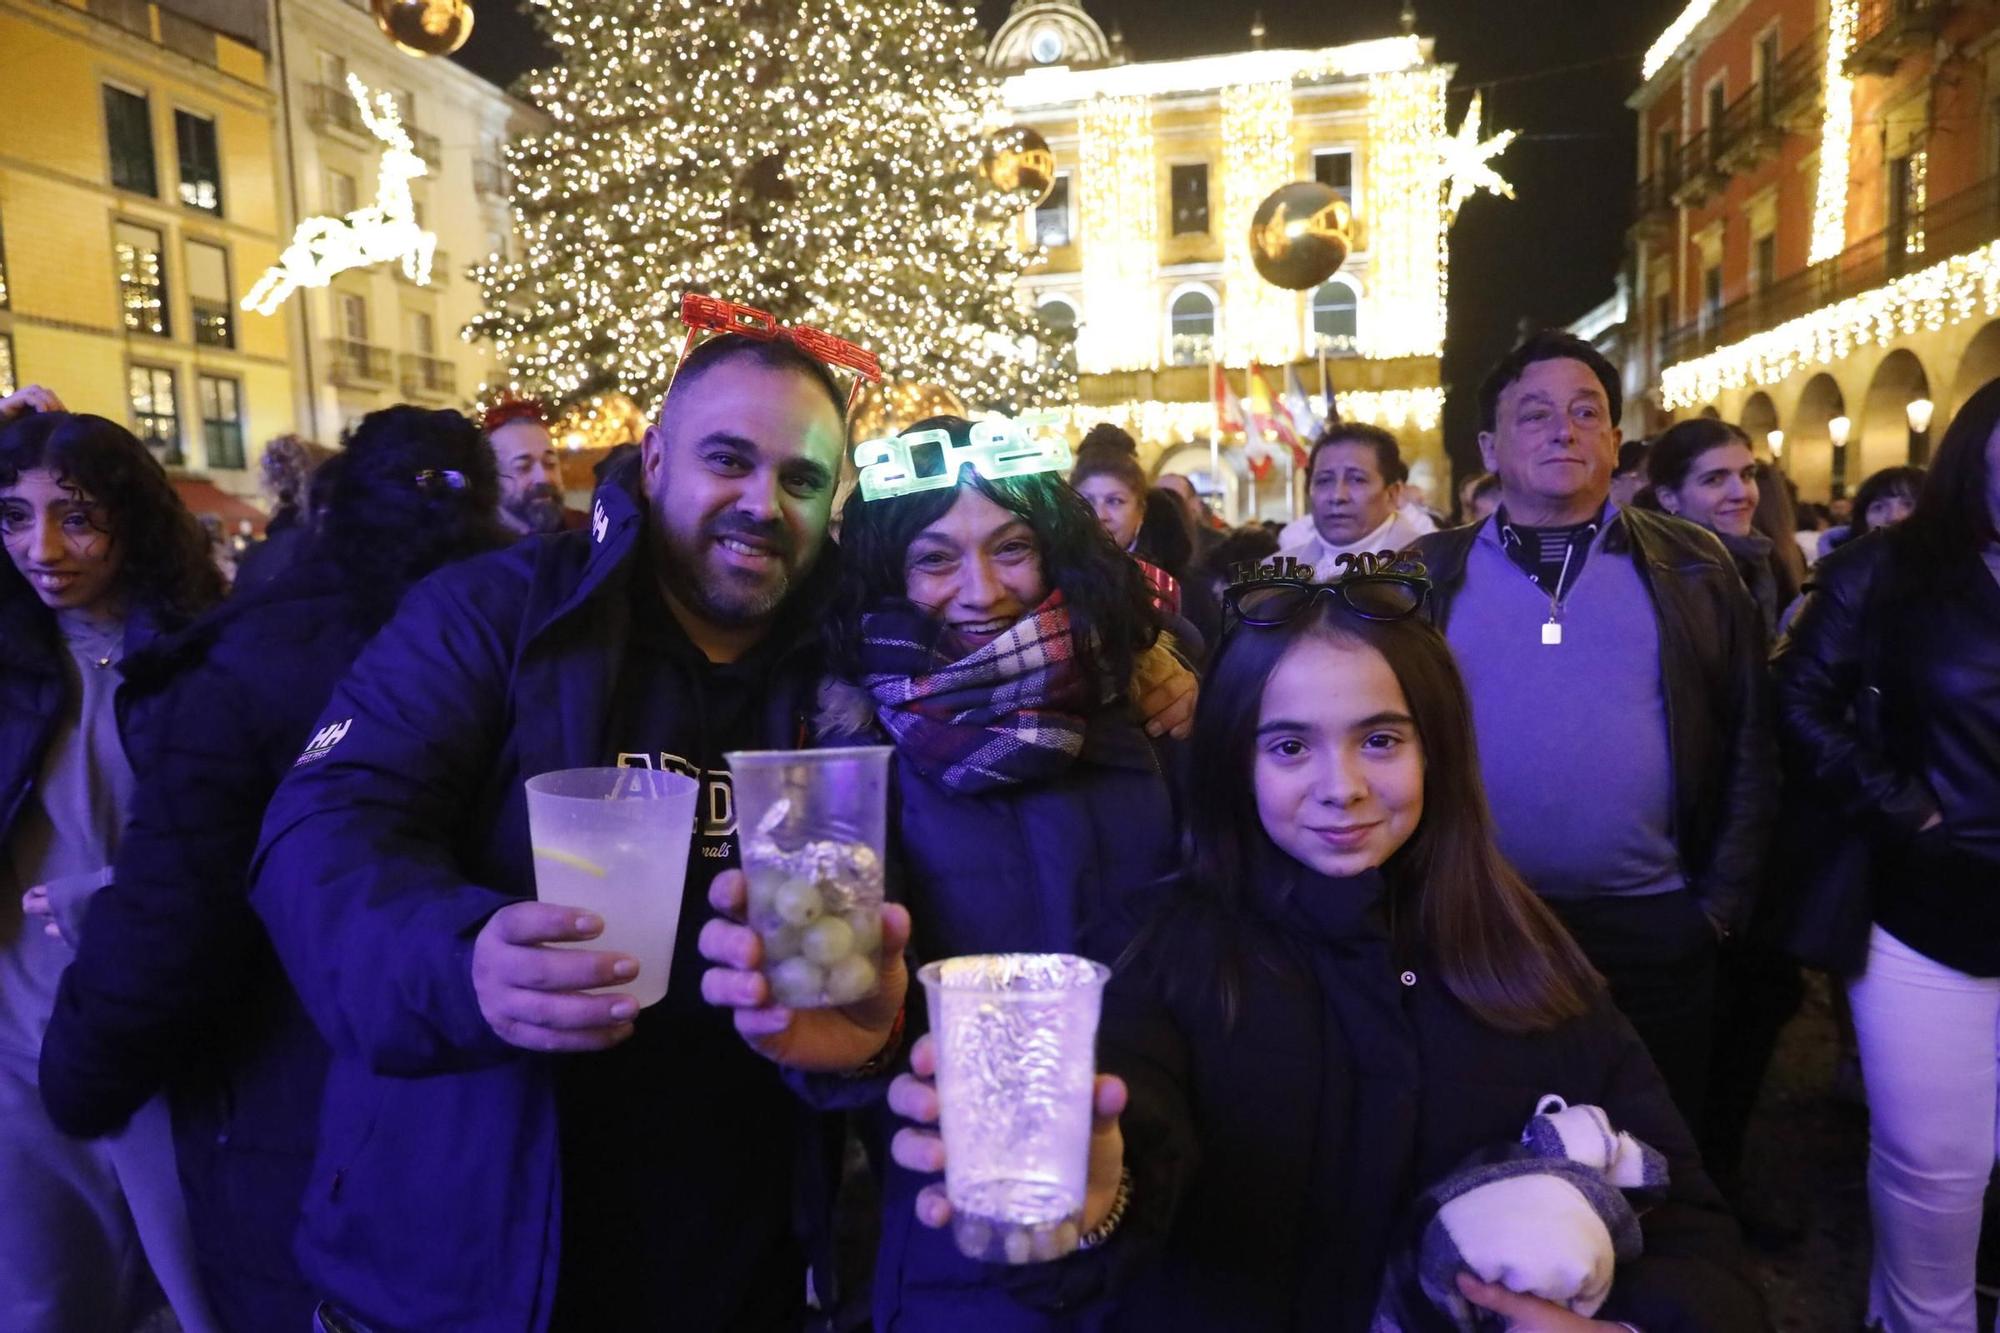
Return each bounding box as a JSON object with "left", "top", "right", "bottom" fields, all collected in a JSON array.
[{"left": 248, "top": 462, "right": 834, "bottom": 1333}]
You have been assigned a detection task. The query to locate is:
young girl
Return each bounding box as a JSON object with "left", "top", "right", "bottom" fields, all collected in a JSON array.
[
  {"left": 1, "top": 409, "right": 225, "bottom": 1332},
  {"left": 1646, "top": 419, "right": 1799, "bottom": 633},
  {"left": 820, "top": 414, "right": 1185, "bottom": 1329},
  {"left": 888, "top": 563, "right": 1764, "bottom": 1331}
]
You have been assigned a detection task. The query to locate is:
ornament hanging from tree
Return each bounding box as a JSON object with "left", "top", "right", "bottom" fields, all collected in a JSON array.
[
  {"left": 371, "top": 0, "right": 474, "bottom": 57},
  {"left": 1249, "top": 182, "right": 1353, "bottom": 290},
  {"left": 983, "top": 126, "right": 1056, "bottom": 208}
]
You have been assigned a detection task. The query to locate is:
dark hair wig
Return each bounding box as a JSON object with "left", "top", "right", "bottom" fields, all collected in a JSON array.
[
  {"left": 1478, "top": 330, "right": 1624, "bottom": 433},
  {"left": 1149, "top": 596, "right": 1600, "bottom": 1034},
  {"left": 0, "top": 411, "right": 224, "bottom": 619},
  {"left": 830, "top": 415, "right": 1161, "bottom": 694}
]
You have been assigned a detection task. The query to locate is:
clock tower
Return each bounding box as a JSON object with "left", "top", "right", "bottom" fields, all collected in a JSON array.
[{"left": 986, "top": 0, "right": 1114, "bottom": 72}]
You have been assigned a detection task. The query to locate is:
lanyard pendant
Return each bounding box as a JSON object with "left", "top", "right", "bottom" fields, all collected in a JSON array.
[{"left": 1542, "top": 620, "right": 1563, "bottom": 646}]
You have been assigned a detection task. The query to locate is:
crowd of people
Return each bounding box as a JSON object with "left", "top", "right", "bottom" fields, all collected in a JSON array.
[{"left": 0, "top": 321, "right": 1994, "bottom": 1333}]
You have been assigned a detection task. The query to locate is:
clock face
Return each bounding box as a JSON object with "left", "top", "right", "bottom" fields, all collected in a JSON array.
[{"left": 1030, "top": 26, "right": 1064, "bottom": 64}]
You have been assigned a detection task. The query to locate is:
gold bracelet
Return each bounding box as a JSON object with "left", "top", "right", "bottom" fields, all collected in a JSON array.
[{"left": 1077, "top": 1167, "right": 1133, "bottom": 1251}]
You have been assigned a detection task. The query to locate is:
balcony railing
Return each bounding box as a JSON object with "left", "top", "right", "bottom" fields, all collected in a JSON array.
[
  {"left": 326, "top": 339, "right": 392, "bottom": 385},
  {"left": 1849, "top": 0, "right": 1953, "bottom": 74},
  {"left": 307, "top": 83, "right": 440, "bottom": 162},
  {"left": 1662, "top": 171, "right": 2000, "bottom": 366},
  {"left": 399, "top": 353, "right": 457, "bottom": 399},
  {"left": 192, "top": 299, "right": 234, "bottom": 349}
]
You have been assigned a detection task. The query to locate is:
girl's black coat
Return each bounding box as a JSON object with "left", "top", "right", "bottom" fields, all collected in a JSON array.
[{"left": 1016, "top": 867, "right": 1768, "bottom": 1333}]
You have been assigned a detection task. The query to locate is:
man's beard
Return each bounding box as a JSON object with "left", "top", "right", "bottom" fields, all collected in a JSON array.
[
  {"left": 656, "top": 510, "right": 804, "bottom": 629},
  {"left": 507, "top": 485, "right": 567, "bottom": 535}
]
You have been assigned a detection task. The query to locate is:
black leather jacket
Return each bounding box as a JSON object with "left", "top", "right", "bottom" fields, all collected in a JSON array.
[
  {"left": 1414, "top": 507, "right": 1779, "bottom": 931},
  {"left": 1772, "top": 532, "right": 2000, "bottom": 974}
]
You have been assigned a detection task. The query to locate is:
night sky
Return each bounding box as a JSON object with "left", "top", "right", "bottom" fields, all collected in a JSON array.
[{"left": 450, "top": 0, "right": 1686, "bottom": 476}]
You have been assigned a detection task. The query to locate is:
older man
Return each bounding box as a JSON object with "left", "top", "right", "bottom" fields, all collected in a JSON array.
[
  {"left": 1412, "top": 331, "right": 1776, "bottom": 1127},
  {"left": 483, "top": 400, "right": 576, "bottom": 536}
]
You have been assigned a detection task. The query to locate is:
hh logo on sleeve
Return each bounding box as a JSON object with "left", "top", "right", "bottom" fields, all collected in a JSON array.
[{"left": 294, "top": 718, "right": 353, "bottom": 767}]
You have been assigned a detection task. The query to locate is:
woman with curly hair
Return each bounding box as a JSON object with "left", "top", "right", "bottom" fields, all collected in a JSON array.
[
  {"left": 0, "top": 410, "right": 224, "bottom": 1331},
  {"left": 815, "top": 415, "right": 1186, "bottom": 1330}
]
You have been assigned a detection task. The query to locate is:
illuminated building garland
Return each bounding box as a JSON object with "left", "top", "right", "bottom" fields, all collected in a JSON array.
[
  {"left": 1044, "top": 386, "right": 1443, "bottom": 446},
  {"left": 1661, "top": 239, "right": 2000, "bottom": 408},
  {"left": 1219, "top": 81, "right": 1301, "bottom": 367},
  {"left": 1810, "top": 0, "right": 1858, "bottom": 265},
  {"left": 1075, "top": 95, "right": 1159, "bottom": 374},
  {"left": 1643, "top": 0, "right": 1720, "bottom": 80},
  {"left": 1361, "top": 67, "right": 1449, "bottom": 360}
]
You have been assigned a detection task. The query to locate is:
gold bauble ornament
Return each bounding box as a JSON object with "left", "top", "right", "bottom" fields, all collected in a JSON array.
[
  {"left": 370, "top": 0, "right": 474, "bottom": 58},
  {"left": 982, "top": 126, "right": 1056, "bottom": 209},
  {"left": 1249, "top": 182, "right": 1353, "bottom": 291}
]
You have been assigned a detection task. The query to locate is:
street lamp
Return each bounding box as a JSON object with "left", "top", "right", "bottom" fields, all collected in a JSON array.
[
  {"left": 1906, "top": 397, "right": 1935, "bottom": 465},
  {"left": 1766, "top": 429, "right": 1785, "bottom": 457},
  {"left": 1828, "top": 414, "right": 1852, "bottom": 499}
]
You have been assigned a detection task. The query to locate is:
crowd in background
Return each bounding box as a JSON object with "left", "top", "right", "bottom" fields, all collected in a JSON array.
[{"left": 0, "top": 319, "right": 1994, "bottom": 1333}]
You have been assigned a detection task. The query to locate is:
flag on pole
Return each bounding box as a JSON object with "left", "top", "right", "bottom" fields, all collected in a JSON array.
[
  {"left": 1211, "top": 362, "right": 1245, "bottom": 437},
  {"left": 1282, "top": 363, "right": 1319, "bottom": 440},
  {"left": 1248, "top": 365, "right": 1308, "bottom": 468},
  {"left": 1319, "top": 351, "right": 1341, "bottom": 427}
]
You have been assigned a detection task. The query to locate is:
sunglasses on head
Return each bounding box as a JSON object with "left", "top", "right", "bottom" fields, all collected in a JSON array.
[
  {"left": 661, "top": 293, "right": 883, "bottom": 414},
  {"left": 1224, "top": 551, "right": 1431, "bottom": 630}
]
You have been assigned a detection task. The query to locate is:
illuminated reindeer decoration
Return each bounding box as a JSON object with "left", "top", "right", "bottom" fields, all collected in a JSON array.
[{"left": 242, "top": 74, "right": 437, "bottom": 317}]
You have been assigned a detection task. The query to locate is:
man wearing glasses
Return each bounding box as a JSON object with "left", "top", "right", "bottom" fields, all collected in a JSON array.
[{"left": 1411, "top": 331, "right": 1776, "bottom": 1132}]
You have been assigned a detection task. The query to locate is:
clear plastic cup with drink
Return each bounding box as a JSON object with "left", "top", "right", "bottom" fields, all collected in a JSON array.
[
  {"left": 525, "top": 766, "right": 700, "bottom": 1009},
  {"left": 725, "top": 746, "right": 892, "bottom": 1009},
  {"left": 918, "top": 953, "right": 1112, "bottom": 1265}
]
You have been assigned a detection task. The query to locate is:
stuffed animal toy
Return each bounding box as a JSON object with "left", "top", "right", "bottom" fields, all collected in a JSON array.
[{"left": 1373, "top": 1095, "right": 1669, "bottom": 1332}]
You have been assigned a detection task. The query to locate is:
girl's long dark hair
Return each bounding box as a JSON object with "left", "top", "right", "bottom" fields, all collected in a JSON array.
[
  {"left": 313, "top": 406, "right": 509, "bottom": 622},
  {"left": 1885, "top": 377, "right": 2000, "bottom": 596},
  {"left": 1152, "top": 598, "right": 1600, "bottom": 1034},
  {"left": 830, "top": 415, "right": 1161, "bottom": 691},
  {"left": 0, "top": 412, "right": 223, "bottom": 619}
]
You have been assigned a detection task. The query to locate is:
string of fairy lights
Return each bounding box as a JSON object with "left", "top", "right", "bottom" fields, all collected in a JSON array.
[{"left": 1217, "top": 81, "right": 1301, "bottom": 368}]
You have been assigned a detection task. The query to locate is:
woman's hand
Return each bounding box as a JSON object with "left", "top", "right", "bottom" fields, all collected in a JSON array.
[
  {"left": 1456, "top": 1274, "right": 1635, "bottom": 1331},
  {"left": 889, "top": 1031, "right": 1129, "bottom": 1234},
  {"left": 20, "top": 886, "right": 66, "bottom": 944},
  {"left": 0, "top": 385, "right": 64, "bottom": 420},
  {"left": 1134, "top": 650, "right": 1197, "bottom": 740},
  {"left": 698, "top": 869, "right": 912, "bottom": 1074}
]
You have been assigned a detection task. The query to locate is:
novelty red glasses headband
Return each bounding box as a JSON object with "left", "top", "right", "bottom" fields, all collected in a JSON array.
[{"left": 665, "top": 293, "right": 883, "bottom": 414}]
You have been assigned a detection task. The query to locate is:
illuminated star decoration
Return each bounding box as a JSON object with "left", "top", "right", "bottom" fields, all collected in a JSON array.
[{"left": 1438, "top": 92, "right": 1517, "bottom": 225}]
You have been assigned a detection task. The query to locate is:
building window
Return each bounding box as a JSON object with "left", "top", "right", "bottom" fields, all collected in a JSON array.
[
  {"left": 175, "top": 111, "right": 223, "bottom": 214},
  {"left": 411, "top": 310, "right": 436, "bottom": 356},
  {"left": 1170, "top": 163, "right": 1210, "bottom": 236},
  {"left": 129, "top": 364, "right": 180, "bottom": 463},
  {"left": 1168, "top": 289, "right": 1215, "bottom": 366},
  {"left": 327, "top": 169, "right": 358, "bottom": 217},
  {"left": 1312, "top": 149, "right": 1354, "bottom": 204},
  {"left": 1890, "top": 151, "right": 1928, "bottom": 259},
  {"left": 104, "top": 85, "right": 158, "bottom": 196},
  {"left": 1705, "top": 79, "right": 1726, "bottom": 165},
  {"left": 0, "top": 334, "right": 14, "bottom": 398},
  {"left": 1701, "top": 264, "right": 1723, "bottom": 333},
  {"left": 1654, "top": 293, "right": 1672, "bottom": 364},
  {"left": 1035, "top": 174, "right": 1071, "bottom": 248},
  {"left": 186, "top": 240, "right": 233, "bottom": 348},
  {"left": 1752, "top": 233, "right": 1777, "bottom": 294},
  {"left": 1036, "top": 297, "right": 1077, "bottom": 335},
  {"left": 338, "top": 291, "right": 369, "bottom": 343},
  {"left": 198, "top": 374, "right": 244, "bottom": 469},
  {"left": 1755, "top": 28, "right": 1781, "bottom": 119},
  {"left": 1310, "top": 280, "right": 1358, "bottom": 355},
  {"left": 317, "top": 50, "right": 346, "bottom": 88},
  {"left": 0, "top": 206, "right": 9, "bottom": 309},
  {"left": 115, "top": 221, "right": 170, "bottom": 338}
]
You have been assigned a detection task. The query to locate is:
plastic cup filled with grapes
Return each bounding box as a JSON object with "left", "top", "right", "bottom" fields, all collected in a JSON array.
[{"left": 725, "top": 746, "right": 892, "bottom": 1009}]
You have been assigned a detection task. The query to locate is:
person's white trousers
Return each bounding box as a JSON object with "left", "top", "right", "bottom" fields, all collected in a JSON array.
[{"left": 1850, "top": 925, "right": 2000, "bottom": 1333}]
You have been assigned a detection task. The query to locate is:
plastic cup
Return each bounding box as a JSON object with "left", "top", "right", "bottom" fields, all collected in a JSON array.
[
  {"left": 725, "top": 746, "right": 892, "bottom": 1010},
  {"left": 918, "top": 953, "right": 1112, "bottom": 1265},
  {"left": 525, "top": 766, "right": 699, "bottom": 1009}
]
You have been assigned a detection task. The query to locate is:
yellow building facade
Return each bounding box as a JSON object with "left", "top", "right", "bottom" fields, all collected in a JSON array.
[
  {"left": 0, "top": 0, "right": 292, "bottom": 497},
  {"left": 990, "top": 2, "right": 1451, "bottom": 520}
]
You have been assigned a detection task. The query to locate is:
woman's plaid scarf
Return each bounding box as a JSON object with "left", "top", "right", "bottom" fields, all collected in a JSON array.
[{"left": 860, "top": 591, "right": 1091, "bottom": 794}]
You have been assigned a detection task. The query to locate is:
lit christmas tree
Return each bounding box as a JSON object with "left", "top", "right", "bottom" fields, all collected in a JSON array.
[{"left": 469, "top": 0, "right": 1074, "bottom": 420}]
